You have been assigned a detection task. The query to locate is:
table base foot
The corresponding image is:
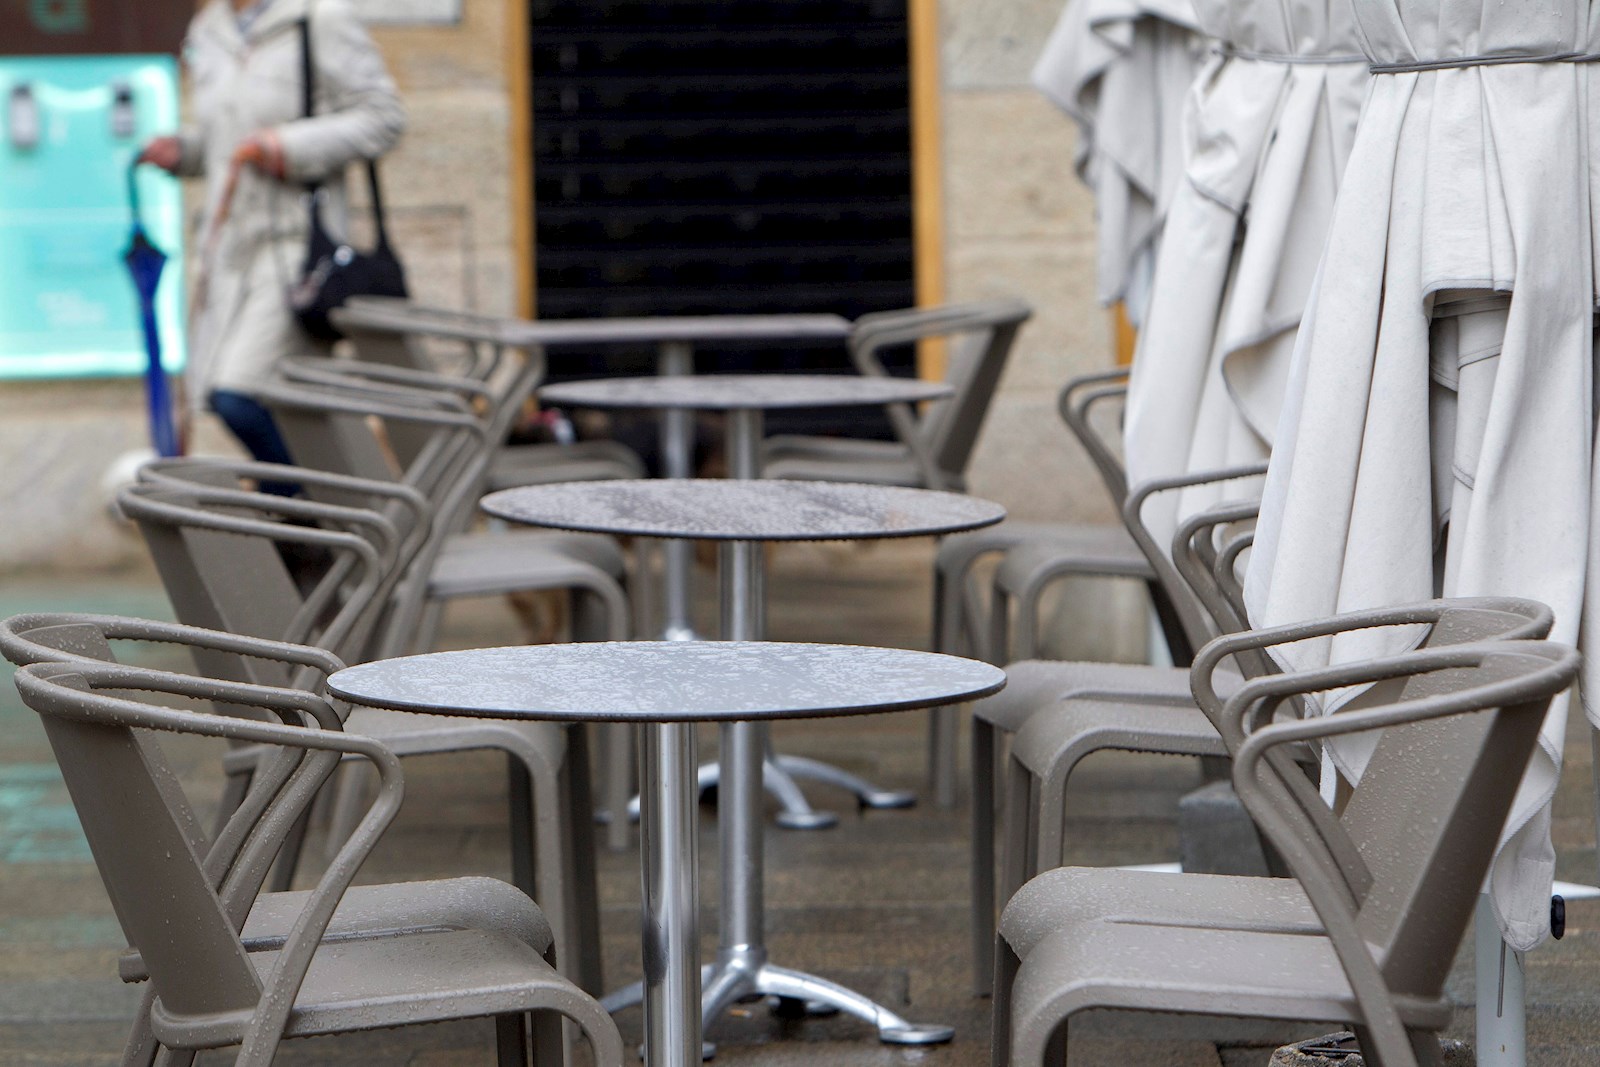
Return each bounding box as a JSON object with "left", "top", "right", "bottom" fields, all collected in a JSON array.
[
  {"left": 704, "top": 960, "right": 954, "bottom": 1049},
  {"left": 774, "top": 754, "right": 918, "bottom": 810},
  {"left": 603, "top": 960, "right": 954, "bottom": 1053}
]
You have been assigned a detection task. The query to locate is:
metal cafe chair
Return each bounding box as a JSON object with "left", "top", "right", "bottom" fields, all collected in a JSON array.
[
  {"left": 0, "top": 612, "right": 579, "bottom": 1066},
  {"left": 992, "top": 630, "right": 1578, "bottom": 1067},
  {"left": 761, "top": 299, "right": 1032, "bottom": 492},
  {"left": 967, "top": 466, "right": 1266, "bottom": 993},
  {"left": 997, "top": 595, "right": 1555, "bottom": 954},
  {"left": 117, "top": 474, "right": 603, "bottom": 994},
  {"left": 925, "top": 371, "right": 1159, "bottom": 808},
  {"left": 328, "top": 295, "right": 646, "bottom": 488},
  {"left": 249, "top": 370, "right": 640, "bottom": 845},
  {"left": 12, "top": 658, "right": 622, "bottom": 1067}
]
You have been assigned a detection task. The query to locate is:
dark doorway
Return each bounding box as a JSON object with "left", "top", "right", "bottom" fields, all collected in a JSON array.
[{"left": 526, "top": 0, "right": 920, "bottom": 437}]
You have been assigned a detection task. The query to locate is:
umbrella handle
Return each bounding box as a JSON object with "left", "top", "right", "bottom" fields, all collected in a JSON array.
[{"left": 126, "top": 157, "right": 152, "bottom": 231}]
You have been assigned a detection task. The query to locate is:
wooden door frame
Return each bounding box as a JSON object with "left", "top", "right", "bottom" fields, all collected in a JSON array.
[
  {"left": 908, "top": 0, "right": 948, "bottom": 381},
  {"left": 506, "top": 0, "right": 535, "bottom": 317}
]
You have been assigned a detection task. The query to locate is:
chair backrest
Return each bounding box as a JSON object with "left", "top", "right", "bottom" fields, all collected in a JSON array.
[
  {"left": 117, "top": 479, "right": 398, "bottom": 678},
  {"left": 0, "top": 612, "right": 349, "bottom": 913},
  {"left": 1120, "top": 462, "right": 1271, "bottom": 664},
  {"left": 847, "top": 300, "right": 1032, "bottom": 489},
  {"left": 0, "top": 611, "right": 346, "bottom": 691},
  {"left": 247, "top": 378, "right": 506, "bottom": 658},
  {"left": 1170, "top": 498, "right": 1269, "bottom": 674},
  {"left": 1056, "top": 369, "right": 1133, "bottom": 506},
  {"left": 1189, "top": 597, "right": 1555, "bottom": 754},
  {"left": 253, "top": 374, "right": 483, "bottom": 503},
  {"left": 254, "top": 372, "right": 498, "bottom": 553},
  {"left": 12, "top": 659, "right": 399, "bottom": 1058},
  {"left": 334, "top": 296, "right": 523, "bottom": 383},
  {"left": 284, "top": 350, "right": 544, "bottom": 477},
  {"left": 1223, "top": 637, "right": 1575, "bottom": 1054},
  {"left": 1172, "top": 501, "right": 1255, "bottom": 630}
]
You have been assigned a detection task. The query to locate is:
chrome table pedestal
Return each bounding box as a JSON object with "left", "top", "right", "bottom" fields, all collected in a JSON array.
[
  {"left": 540, "top": 375, "right": 954, "bottom": 829},
  {"left": 483, "top": 479, "right": 1005, "bottom": 1051}
]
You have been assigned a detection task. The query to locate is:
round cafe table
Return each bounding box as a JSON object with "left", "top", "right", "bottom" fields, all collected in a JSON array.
[
  {"left": 540, "top": 373, "right": 953, "bottom": 642},
  {"left": 330, "top": 641, "right": 1005, "bottom": 1067},
  {"left": 480, "top": 479, "right": 1005, "bottom": 1052},
  {"left": 539, "top": 373, "right": 955, "bottom": 832}
]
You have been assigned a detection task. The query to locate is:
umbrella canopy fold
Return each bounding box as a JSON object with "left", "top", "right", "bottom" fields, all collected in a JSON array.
[
  {"left": 1246, "top": 0, "right": 1595, "bottom": 950},
  {"left": 1033, "top": 0, "right": 1207, "bottom": 323},
  {"left": 1124, "top": 0, "right": 1368, "bottom": 547}
]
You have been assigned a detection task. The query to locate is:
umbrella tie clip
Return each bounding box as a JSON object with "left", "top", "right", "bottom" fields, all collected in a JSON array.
[
  {"left": 1371, "top": 51, "right": 1600, "bottom": 74},
  {"left": 1214, "top": 45, "right": 1367, "bottom": 65}
]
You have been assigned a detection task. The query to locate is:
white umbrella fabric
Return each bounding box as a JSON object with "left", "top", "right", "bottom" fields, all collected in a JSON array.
[
  {"left": 1122, "top": 0, "right": 1368, "bottom": 548},
  {"left": 1032, "top": 0, "right": 1206, "bottom": 324},
  {"left": 1246, "top": 0, "right": 1595, "bottom": 951}
]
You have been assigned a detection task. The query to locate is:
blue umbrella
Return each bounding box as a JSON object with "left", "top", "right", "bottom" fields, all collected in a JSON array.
[{"left": 123, "top": 160, "right": 181, "bottom": 457}]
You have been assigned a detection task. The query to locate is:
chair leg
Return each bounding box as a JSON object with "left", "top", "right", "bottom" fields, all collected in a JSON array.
[
  {"left": 990, "top": 935, "right": 1022, "bottom": 1067},
  {"left": 495, "top": 1013, "right": 529, "bottom": 1067},
  {"left": 1014, "top": 583, "right": 1045, "bottom": 661},
  {"left": 508, "top": 756, "right": 537, "bottom": 897},
  {"left": 601, "top": 721, "right": 633, "bottom": 852},
  {"left": 929, "top": 566, "right": 955, "bottom": 804},
  {"left": 1409, "top": 1030, "right": 1444, "bottom": 1067},
  {"left": 120, "top": 987, "right": 161, "bottom": 1067},
  {"left": 630, "top": 539, "right": 658, "bottom": 637},
  {"left": 267, "top": 805, "right": 312, "bottom": 893},
  {"left": 930, "top": 705, "right": 961, "bottom": 809},
  {"left": 211, "top": 767, "right": 252, "bottom": 838},
  {"left": 1030, "top": 758, "right": 1071, "bottom": 881},
  {"left": 560, "top": 726, "right": 605, "bottom": 995},
  {"left": 987, "top": 582, "right": 1012, "bottom": 668},
  {"left": 1000, "top": 755, "right": 1040, "bottom": 915},
  {"left": 570, "top": 580, "right": 635, "bottom": 855},
  {"left": 530, "top": 1009, "right": 564, "bottom": 1066},
  {"left": 1591, "top": 726, "right": 1600, "bottom": 887},
  {"left": 324, "top": 761, "right": 375, "bottom": 861},
  {"left": 971, "top": 717, "right": 998, "bottom": 995}
]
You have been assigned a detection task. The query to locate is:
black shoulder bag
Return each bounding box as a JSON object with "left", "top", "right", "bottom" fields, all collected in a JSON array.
[{"left": 289, "top": 14, "right": 408, "bottom": 341}]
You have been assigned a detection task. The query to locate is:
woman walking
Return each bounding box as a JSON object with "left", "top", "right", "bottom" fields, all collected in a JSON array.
[{"left": 139, "top": 0, "right": 405, "bottom": 465}]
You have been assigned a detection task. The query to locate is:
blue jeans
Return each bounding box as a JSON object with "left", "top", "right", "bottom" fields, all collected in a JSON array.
[{"left": 209, "top": 390, "right": 298, "bottom": 496}]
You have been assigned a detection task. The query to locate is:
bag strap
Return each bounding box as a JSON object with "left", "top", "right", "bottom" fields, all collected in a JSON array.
[
  {"left": 299, "top": 9, "right": 394, "bottom": 253},
  {"left": 298, "top": 16, "right": 315, "bottom": 121},
  {"left": 364, "top": 161, "right": 394, "bottom": 251}
]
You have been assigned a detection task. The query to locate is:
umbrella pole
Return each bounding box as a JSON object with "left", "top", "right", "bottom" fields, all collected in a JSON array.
[{"left": 1475, "top": 894, "right": 1526, "bottom": 1067}]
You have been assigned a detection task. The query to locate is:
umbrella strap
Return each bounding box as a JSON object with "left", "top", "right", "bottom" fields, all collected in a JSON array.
[
  {"left": 1214, "top": 45, "right": 1367, "bottom": 65},
  {"left": 1371, "top": 51, "right": 1600, "bottom": 74}
]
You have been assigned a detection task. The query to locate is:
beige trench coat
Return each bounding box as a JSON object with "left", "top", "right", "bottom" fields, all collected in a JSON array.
[{"left": 176, "top": 0, "right": 405, "bottom": 404}]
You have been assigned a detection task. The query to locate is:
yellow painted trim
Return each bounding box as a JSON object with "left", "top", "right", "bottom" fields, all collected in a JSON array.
[
  {"left": 505, "top": 0, "right": 535, "bottom": 317},
  {"left": 1112, "top": 302, "right": 1137, "bottom": 366},
  {"left": 908, "top": 0, "right": 947, "bottom": 381}
]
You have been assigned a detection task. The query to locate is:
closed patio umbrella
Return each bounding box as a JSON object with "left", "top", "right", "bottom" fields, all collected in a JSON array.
[
  {"left": 1245, "top": 0, "right": 1594, "bottom": 955},
  {"left": 1032, "top": 0, "right": 1206, "bottom": 324},
  {"left": 1122, "top": 0, "right": 1367, "bottom": 548}
]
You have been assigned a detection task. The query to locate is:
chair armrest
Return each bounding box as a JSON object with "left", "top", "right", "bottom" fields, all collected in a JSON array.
[
  {"left": 284, "top": 357, "right": 494, "bottom": 405},
  {"left": 0, "top": 612, "right": 346, "bottom": 680},
  {"left": 250, "top": 382, "right": 488, "bottom": 440}
]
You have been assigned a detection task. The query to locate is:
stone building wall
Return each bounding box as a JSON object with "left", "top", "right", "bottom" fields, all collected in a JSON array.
[{"left": 0, "top": 0, "right": 1126, "bottom": 591}]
